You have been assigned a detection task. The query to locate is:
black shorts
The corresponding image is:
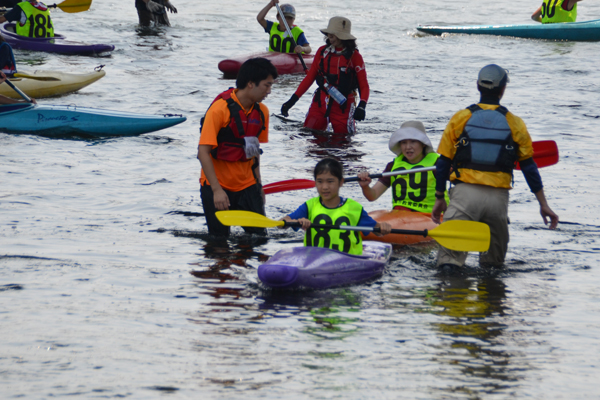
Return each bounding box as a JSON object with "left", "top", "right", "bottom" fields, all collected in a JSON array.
[{"left": 200, "top": 183, "right": 266, "bottom": 237}]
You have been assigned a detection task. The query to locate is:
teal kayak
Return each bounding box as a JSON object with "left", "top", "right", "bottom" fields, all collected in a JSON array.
[
  {"left": 0, "top": 103, "right": 186, "bottom": 137},
  {"left": 417, "top": 19, "right": 600, "bottom": 41}
]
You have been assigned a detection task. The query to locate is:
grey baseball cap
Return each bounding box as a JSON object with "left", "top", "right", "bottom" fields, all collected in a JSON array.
[
  {"left": 477, "top": 64, "right": 510, "bottom": 89},
  {"left": 280, "top": 4, "right": 296, "bottom": 18}
]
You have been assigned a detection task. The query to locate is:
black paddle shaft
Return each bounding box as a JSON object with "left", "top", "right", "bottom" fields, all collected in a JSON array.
[
  {"left": 283, "top": 220, "right": 429, "bottom": 237},
  {"left": 344, "top": 166, "right": 437, "bottom": 183}
]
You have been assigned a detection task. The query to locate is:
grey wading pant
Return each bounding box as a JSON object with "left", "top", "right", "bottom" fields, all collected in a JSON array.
[{"left": 436, "top": 182, "right": 510, "bottom": 268}]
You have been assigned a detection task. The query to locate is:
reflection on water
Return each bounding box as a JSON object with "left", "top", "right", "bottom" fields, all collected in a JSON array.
[{"left": 426, "top": 275, "right": 520, "bottom": 395}]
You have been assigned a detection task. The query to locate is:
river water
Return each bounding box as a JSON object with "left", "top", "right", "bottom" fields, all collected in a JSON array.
[{"left": 2, "top": 0, "right": 600, "bottom": 398}]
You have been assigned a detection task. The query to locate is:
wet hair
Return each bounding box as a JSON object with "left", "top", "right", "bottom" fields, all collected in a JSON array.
[
  {"left": 314, "top": 158, "right": 344, "bottom": 181},
  {"left": 477, "top": 84, "right": 504, "bottom": 98},
  {"left": 236, "top": 58, "right": 278, "bottom": 89},
  {"left": 324, "top": 37, "right": 357, "bottom": 56}
]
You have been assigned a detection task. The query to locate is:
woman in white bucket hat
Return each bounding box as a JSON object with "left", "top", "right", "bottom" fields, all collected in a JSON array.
[
  {"left": 280, "top": 16, "right": 370, "bottom": 134},
  {"left": 358, "top": 121, "right": 448, "bottom": 213}
]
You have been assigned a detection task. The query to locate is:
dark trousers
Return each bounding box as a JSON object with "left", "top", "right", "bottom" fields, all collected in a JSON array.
[{"left": 200, "top": 184, "right": 266, "bottom": 237}]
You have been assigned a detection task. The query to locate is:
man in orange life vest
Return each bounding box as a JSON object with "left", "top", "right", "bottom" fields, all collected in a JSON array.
[{"left": 198, "top": 58, "right": 278, "bottom": 237}]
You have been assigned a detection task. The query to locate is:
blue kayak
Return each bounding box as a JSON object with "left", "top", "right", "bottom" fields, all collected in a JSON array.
[
  {"left": 417, "top": 18, "right": 600, "bottom": 41},
  {"left": 0, "top": 103, "right": 186, "bottom": 137}
]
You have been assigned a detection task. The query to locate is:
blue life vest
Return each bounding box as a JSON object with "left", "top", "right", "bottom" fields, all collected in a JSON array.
[{"left": 453, "top": 104, "right": 518, "bottom": 175}]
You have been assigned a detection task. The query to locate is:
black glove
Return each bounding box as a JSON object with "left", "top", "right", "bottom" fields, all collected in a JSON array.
[
  {"left": 353, "top": 100, "right": 367, "bottom": 121},
  {"left": 281, "top": 94, "right": 299, "bottom": 117}
]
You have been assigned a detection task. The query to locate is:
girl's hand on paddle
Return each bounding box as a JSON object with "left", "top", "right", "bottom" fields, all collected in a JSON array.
[
  {"left": 213, "top": 188, "right": 230, "bottom": 211},
  {"left": 293, "top": 45, "right": 304, "bottom": 54},
  {"left": 541, "top": 205, "right": 559, "bottom": 230},
  {"left": 357, "top": 172, "right": 371, "bottom": 187},
  {"left": 374, "top": 222, "right": 391, "bottom": 236},
  {"left": 297, "top": 218, "right": 311, "bottom": 230},
  {"left": 431, "top": 198, "right": 447, "bottom": 224}
]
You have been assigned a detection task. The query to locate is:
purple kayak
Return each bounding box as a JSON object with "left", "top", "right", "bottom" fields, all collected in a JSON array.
[
  {"left": 258, "top": 242, "right": 392, "bottom": 290},
  {"left": 0, "top": 23, "right": 114, "bottom": 56}
]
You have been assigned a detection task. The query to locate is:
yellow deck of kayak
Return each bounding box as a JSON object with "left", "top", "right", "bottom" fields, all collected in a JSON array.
[{"left": 0, "top": 69, "right": 106, "bottom": 99}]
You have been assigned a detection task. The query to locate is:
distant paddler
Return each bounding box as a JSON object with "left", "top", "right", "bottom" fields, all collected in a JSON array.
[
  {"left": 0, "top": 0, "right": 54, "bottom": 38},
  {"left": 532, "top": 0, "right": 583, "bottom": 23},
  {"left": 256, "top": 0, "right": 311, "bottom": 55},
  {"left": 135, "top": 0, "right": 177, "bottom": 27}
]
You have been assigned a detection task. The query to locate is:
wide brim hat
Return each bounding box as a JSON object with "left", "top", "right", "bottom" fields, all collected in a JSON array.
[
  {"left": 320, "top": 16, "right": 356, "bottom": 40},
  {"left": 388, "top": 121, "right": 435, "bottom": 156}
]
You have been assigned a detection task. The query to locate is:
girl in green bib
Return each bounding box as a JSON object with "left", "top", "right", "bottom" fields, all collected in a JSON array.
[
  {"left": 282, "top": 158, "right": 390, "bottom": 255},
  {"left": 358, "top": 121, "right": 447, "bottom": 213}
]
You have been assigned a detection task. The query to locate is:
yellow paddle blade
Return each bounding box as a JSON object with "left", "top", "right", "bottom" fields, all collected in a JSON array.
[
  {"left": 216, "top": 210, "right": 285, "bottom": 228},
  {"left": 13, "top": 73, "right": 60, "bottom": 81},
  {"left": 55, "top": 0, "right": 92, "bottom": 13},
  {"left": 429, "top": 220, "right": 490, "bottom": 252}
]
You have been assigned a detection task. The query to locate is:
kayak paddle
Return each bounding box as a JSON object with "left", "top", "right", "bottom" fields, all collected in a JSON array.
[
  {"left": 275, "top": 3, "right": 308, "bottom": 73},
  {"left": 262, "top": 167, "right": 435, "bottom": 195},
  {"left": 263, "top": 140, "right": 559, "bottom": 194},
  {"left": 13, "top": 73, "right": 60, "bottom": 81},
  {"left": 2, "top": 76, "right": 33, "bottom": 102},
  {"left": 215, "top": 210, "right": 490, "bottom": 252},
  {"left": 514, "top": 140, "right": 559, "bottom": 170},
  {"left": 48, "top": 0, "right": 92, "bottom": 13}
]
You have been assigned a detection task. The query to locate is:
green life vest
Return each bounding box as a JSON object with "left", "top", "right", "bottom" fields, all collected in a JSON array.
[
  {"left": 390, "top": 152, "right": 446, "bottom": 213},
  {"left": 15, "top": 1, "right": 54, "bottom": 38},
  {"left": 268, "top": 22, "right": 304, "bottom": 53},
  {"left": 304, "top": 197, "right": 364, "bottom": 255},
  {"left": 541, "top": 0, "right": 577, "bottom": 23}
]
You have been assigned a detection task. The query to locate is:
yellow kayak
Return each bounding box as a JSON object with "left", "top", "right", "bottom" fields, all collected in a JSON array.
[{"left": 0, "top": 69, "right": 106, "bottom": 99}]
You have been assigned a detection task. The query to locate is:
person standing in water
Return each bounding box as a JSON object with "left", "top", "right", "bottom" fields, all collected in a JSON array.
[
  {"left": 280, "top": 16, "right": 369, "bottom": 134},
  {"left": 256, "top": 0, "right": 311, "bottom": 54},
  {"left": 198, "top": 58, "right": 278, "bottom": 237},
  {"left": 432, "top": 64, "right": 558, "bottom": 271},
  {"left": 135, "top": 0, "right": 177, "bottom": 27}
]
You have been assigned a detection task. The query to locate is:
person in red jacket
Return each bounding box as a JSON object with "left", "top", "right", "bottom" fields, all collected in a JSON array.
[{"left": 280, "top": 16, "right": 369, "bottom": 134}]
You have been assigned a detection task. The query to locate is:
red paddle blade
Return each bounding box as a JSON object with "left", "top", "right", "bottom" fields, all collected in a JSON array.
[
  {"left": 516, "top": 140, "right": 559, "bottom": 170},
  {"left": 263, "top": 179, "right": 315, "bottom": 195}
]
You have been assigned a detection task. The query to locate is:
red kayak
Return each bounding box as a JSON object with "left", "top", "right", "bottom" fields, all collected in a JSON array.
[
  {"left": 363, "top": 209, "right": 438, "bottom": 246},
  {"left": 218, "top": 51, "right": 314, "bottom": 78}
]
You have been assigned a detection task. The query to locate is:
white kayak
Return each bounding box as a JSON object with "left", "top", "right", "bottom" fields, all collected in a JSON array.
[{"left": 0, "top": 69, "right": 106, "bottom": 99}]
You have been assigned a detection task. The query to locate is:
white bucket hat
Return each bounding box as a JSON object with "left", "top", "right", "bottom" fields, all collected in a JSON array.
[
  {"left": 320, "top": 16, "right": 356, "bottom": 40},
  {"left": 388, "top": 121, "right": 435, "bottom": 156}
]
